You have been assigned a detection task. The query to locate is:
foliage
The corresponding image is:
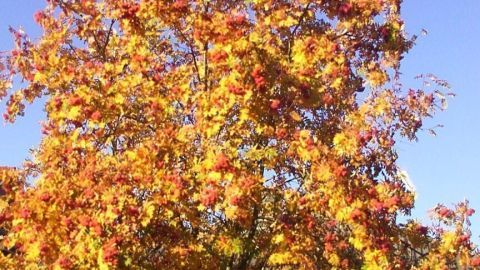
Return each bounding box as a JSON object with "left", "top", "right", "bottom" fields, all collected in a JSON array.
[{"left": 0, "top": 0, "right": 478, "bottom": 269}]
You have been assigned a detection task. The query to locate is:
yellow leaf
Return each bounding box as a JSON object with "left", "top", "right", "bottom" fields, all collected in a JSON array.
[
  {"left": 33, "top": 73, "right": 47, "bottom": 84},
  {"left": 114, "top": 93, "right": 125, "bottom": 104},
  {"left": 67, "top": 106, "right": 81, "bottom": 119},
  {"left": 272, "top": 234, "right": 285, "bottom": 244},
  {"left": 141, "top": 202, "right": 156, "bottom": 227},
  {"left": 268, "top": 251, "right": 296, "bottom": 265},
  {"left": 289, "top": 111, "right": 302, "bottom": 122},
  {"left": 333, "top": 132, "right": 358, "bottom": 156},
  {"left": 279, "top": 16, "right": 298, "bottom": 27},
  {"left": 98, "top": 249, "right": 110, "bottom": 270},
  {"left": 239, "top": 108, "right": 250, "bottom": 122},
  {"left": 25, "top": 242, "right": 41, "bottom": 261}
]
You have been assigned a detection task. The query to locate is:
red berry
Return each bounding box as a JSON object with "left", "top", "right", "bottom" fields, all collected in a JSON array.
[
  {"left": 466, "top": 208, "right": 475, "bottom": 216},
  {"left": 275, "top": 128, "right": 287, "bottom": 140},
  {"left": 350, "top": 208, "right": 363, "bottom": 220},
  {"left": 270, "top": 99, "right": 281, "bottom": 110},
  {"left": 438, "top": 207, "right": 452, "bottom": 218},
  {"left": 173, "top": 0, "right": 188, "bottom": 11},
  {"left": 213, "top": 153, "right": 230, "bottom": 171},
  {"left": 33, "top": 11, "right": 45, "bottom": 24},
  {"left": 20, "top": 208, "right": 31, "bottom": 219},
  {"left": 322, "top": 93, "right": 334, "bottom": 105},
  {"left": 471, "top": 257, "right": 480, "bottom": 266},
  {"left": 40, "top": 193, "right": 51, "bottom": 202},
  {"left": 68, "top": 96, "right": 83, "bottom": 106},
  {"left": 91, "top": 111, "right": 102, "bottom": 121},
  {"left": 200, "top": 188, "right": 218, "bottom": 207},
  {"left": 339, "top": 3, "right": 353, "bottom": 16}
]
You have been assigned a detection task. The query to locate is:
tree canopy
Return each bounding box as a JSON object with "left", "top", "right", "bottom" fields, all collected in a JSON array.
[{"left": 0, "top": 0, "right": 478, "bottom": 269}]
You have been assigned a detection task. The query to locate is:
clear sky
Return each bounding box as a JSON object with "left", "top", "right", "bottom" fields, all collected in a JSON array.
[{"left": 0, "top": 1, "right": 479, "bottom": 237}]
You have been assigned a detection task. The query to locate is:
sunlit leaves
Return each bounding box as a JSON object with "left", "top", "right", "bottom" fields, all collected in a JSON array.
[{"left": 0, "top": 0, "right": 476, "bottom": 269}]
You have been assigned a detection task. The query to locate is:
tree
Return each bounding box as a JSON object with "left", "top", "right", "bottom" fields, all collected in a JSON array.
[{"left": 0, "top": 0, "right": 478, "bottom": 269}]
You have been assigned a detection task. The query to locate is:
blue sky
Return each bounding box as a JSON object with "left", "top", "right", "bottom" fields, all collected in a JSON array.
[
  {"left": 0, "top": 1, "right": 479, "bottom": 237},
  {"left": 399, "top": 1, "right": 480, "bottom": 237},
  {"left": 0, "top": 0, "right": 46, "bottom": 167}
]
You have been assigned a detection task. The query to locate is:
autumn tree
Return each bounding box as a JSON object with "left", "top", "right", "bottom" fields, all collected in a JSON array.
[{"left": 0, "top": 0, "right": 478, "bottom": 269}]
